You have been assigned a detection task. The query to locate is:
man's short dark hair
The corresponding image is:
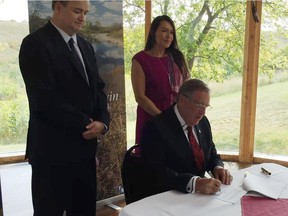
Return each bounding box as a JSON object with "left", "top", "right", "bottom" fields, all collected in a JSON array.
[
  {"left": 52, "top": 1, "right": 68, "bottom": 10},
  {"left": 177, "top": 79, "right": 210, "bottom": 100}
]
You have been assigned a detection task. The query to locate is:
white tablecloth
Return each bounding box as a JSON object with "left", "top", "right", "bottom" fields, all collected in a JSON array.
[{"left": 119, "top": 163, "right": 288, "bottom": 216}]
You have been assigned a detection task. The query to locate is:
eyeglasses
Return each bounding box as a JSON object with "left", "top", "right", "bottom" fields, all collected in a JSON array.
[
  {"left": 182, "top": 94, "right": 212, "bottom": 110},
  {"left": 191, "top": 100, "right": 212, "bottom": 110}
]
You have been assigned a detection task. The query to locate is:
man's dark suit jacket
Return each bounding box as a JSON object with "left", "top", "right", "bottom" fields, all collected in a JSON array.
[
  {"left": 19, "top": 21, "right": 110, "bottom": 165},
  {"left": 141, "top": 105, "right": 223, "bottom": 194}
]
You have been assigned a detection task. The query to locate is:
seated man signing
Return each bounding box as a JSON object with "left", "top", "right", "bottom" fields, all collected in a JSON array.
[{"left": 141, "top": 78, "right": 233, "bottom": 195}]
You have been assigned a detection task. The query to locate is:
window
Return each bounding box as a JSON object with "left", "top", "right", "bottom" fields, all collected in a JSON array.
[
  {"left": 255, "top": 1, "right": 288, "bottom": 159},
  {"left": 152, "top": 0, "right": 246, "bottom": 153},
  {"left": 0, "top": 0, "right": 29, "bottom": 156}
]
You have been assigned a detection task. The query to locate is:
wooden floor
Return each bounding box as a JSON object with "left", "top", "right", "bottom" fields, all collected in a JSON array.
[{"left": 96, "top": 161, "right": 252, "bottom": 216}]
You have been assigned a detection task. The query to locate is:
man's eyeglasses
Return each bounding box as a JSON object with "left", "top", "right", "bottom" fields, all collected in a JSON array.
[
  {"left": 191, "top": 100, "right": 212, "bottom": 110},
  {"left": 183, "top": 94, "right": 212, "bottom": 110}
]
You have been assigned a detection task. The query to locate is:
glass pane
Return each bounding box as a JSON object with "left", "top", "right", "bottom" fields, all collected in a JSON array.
[
  {"left": 152, "top": 0, "right": 246, "bottom": 153},
  {"left": 0, "top": 0, "right": 29, "bottom": 155},
  {"left": 255, "top": 1, "right": 288, "bottom": 158},
  {"left": 206, "top": 79, "right": 242, "bottom": 153},
  {"left": 123, "top": 0, "right": 145, "bottom": 149}
]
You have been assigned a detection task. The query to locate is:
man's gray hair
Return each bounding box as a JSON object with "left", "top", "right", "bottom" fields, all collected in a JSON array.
[{"left": 177, "top": 79, "right": 210, "bottom": 100}]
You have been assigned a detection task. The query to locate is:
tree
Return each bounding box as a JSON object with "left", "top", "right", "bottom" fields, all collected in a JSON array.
[
  {"left": 123, "top": 0, "right": 145, "bottom": 28},
  {"left": 123, "top": 0, "right": 288, "bottom": 82},
  {"left": 123, "top": 0, "right": 145, "bottom": 75}
]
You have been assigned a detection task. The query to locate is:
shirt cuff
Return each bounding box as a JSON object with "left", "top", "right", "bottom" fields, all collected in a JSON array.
[
  {"left": 101, "top": 123, "right": 108, "bottom": 134},
  {"left": 186, "top": 176, "right": 200, "bottom": 193}
]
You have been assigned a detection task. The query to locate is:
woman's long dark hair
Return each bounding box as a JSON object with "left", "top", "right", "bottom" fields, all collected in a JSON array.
[{"left": 145, "top": 15, "right": 189, "bottom": 77}]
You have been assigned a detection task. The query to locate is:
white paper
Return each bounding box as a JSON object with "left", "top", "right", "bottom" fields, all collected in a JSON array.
[
  {"left": 242, "top": 172, "right": 287, "bottom": 199},
  {"left": 260, "top": 163, "right": 288, "bottom": 176},
  {"left": 214, "top": 184, "right": 247, "bottom": 204}
]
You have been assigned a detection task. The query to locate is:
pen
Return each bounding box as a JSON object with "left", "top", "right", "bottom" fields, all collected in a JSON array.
[
  {"left": 261, "top": 167, "right": 271, "bottom": 175},
  {"left": 208, "top": 171, "right": 214, "bottom": 178},
  {"left": 208, "top": 171, "right": 221, "bottom": 195}
]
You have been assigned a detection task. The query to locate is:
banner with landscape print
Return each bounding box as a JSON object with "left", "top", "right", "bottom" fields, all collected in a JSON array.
[{"left": 28, "top": 0, "right": 126, "bottom": 201}]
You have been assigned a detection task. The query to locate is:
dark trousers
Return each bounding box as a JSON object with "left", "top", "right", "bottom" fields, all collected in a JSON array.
[{"left": 31, "top": 159, "right": 96, "bottom": 216}]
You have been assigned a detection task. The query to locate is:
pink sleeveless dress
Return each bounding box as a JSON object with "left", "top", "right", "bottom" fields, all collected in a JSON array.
[{"left": 133, "top": 51, "right": 187, "bottom": 145}]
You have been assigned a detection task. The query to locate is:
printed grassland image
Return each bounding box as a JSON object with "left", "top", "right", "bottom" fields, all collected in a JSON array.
[{"left": 28, "top": 0, "right": 126, "bottom": 200}]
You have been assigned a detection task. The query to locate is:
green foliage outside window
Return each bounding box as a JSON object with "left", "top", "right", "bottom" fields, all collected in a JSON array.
[{"left": 123, "top": 0, "right": 288, "bottom": 155}]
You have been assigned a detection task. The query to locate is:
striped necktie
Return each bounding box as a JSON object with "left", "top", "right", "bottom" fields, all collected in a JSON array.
[{"left": 187, "top": 126, "right": 204, "bottom": 169}]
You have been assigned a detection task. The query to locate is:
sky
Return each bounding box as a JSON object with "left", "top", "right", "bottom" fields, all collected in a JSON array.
[{"left": 0, "top": 0, "right": 29, "bottom": 22}]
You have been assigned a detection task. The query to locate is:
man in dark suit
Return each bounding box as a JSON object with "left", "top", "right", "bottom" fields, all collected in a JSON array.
[
  {"left": 141, "top": 79, "right": 233, "bottom": 196},
  {"left": 19, "top": 1, "right": 110, "bottom": 215}
]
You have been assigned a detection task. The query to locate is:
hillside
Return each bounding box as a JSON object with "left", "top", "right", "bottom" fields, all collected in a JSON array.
[{"left": 0, "top": 21, "right": 29, "bottom": 62}]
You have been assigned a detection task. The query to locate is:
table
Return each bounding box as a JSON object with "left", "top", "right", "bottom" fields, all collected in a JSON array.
[{"left": 119, "top": 163, "right": 288, "bottom": 216}]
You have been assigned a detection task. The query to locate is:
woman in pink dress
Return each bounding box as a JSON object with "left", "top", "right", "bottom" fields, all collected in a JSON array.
[{"left": 131, "top": 15, "right": 189, "bottom": 152}]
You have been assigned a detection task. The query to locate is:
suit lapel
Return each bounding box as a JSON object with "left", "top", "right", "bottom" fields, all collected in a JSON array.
[
  {"left": 167, "top": 107, "right": 207, "bottom": 170},
  {"left": 68, "top": 37, "right": 90, "bottom": 86},
  {"left": 162, "top": 107, "right": 194, "bottom": 159},
  {"left": 160, "top": 106, "right": 205, "bottom": 173},
  {"left": 47, "top": 22, "right": 90, "bottom": 86},
  {"left": 70, "top": 52, "right": 88, "bottom": 84},
  {"left": 77, "top": 38, "right": 95, "bottom": 88}
]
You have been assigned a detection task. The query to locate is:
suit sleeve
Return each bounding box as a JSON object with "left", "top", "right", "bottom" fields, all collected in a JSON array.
[
  {"left": 141, "top": 120, "right": 193, "bottom": 194},
  {"left": 19, "top": 35, "right": 91, "bottom": 132},
  {"left": 88, "top": 43, "right": 110, "bottom": 129}
]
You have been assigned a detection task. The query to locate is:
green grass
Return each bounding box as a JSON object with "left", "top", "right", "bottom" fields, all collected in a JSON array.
[
  {"left": 0, "top": 65, "right": 287, "bottom": 157},
  {"left": 3, "top": 77, "right": 287, "bottom": 157},
  {"left": 254, "top": 81, "right": 288, "bottom": 155},
  {"left": 0, "top": 144, "right": 25, "bottom": 156},
  {"left": 205, "top": 80, "right": 288, "bottom": 155},
  {"left": 125, "top": 76, "right": 288, "bottom": 156}
]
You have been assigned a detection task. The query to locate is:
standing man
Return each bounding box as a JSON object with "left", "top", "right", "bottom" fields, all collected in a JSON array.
[
  {"left": 19, "top": 1, "right": 110, "bottom": 215},
  {"left": 141, "top": 79, "right": 233, "bottom": 197}
]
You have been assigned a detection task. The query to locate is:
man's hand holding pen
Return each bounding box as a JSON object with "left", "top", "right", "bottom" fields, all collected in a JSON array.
[{"left": 195, "top": 178, "right": 222, "bottom": 195}]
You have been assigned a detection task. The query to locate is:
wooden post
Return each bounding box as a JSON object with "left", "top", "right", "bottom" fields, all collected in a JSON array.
[
  {"left": 239, "top": 0, "right": 262, "bottom": 163},
  {"left": 145, "top": 0, "right": 152, "bottom": 43}
]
